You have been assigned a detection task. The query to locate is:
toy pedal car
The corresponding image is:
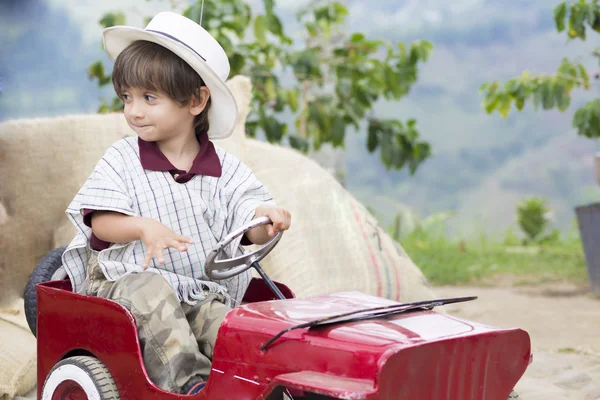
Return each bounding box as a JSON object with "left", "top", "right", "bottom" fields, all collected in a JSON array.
[{"left": 24, "top": 217, "right": 530, "bottom": 399}]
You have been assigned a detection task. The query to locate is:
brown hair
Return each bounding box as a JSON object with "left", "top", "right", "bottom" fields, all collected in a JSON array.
[{"left": 112, "top": 40, "right": 211, "bottom": 135}]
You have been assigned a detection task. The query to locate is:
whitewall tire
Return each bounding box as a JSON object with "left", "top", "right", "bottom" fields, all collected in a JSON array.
[{"left": 42, "top": 356, "right": 119, "bottom": 399}]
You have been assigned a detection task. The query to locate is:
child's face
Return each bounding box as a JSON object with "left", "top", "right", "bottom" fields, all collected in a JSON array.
[{"left": 120, "top": 87, "right": 203, "bottom": 142}]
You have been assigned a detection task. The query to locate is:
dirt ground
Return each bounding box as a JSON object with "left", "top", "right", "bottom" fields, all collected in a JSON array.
[
  {"left": 436, "top": 284, "right": 600, "bottom": 400},
  {"left": 14, "top": 284, "right": 600, "bottom": 400}
]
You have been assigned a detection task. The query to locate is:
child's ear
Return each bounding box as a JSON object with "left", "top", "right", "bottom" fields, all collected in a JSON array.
[{"left": 190, "top": 87, "right": 211, "bottom": 116}]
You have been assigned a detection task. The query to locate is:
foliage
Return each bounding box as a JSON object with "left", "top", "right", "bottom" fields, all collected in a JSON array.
[
  {"left": 516, "top": 196, "right": 559, "bottom": 244},
  {"left": 480, "top": 0, "right": 600, "bottom": 139},
  {"left": 395, "top": 209, "right": 586, "bottom": 285},
  {"left": 87, "top": 0, "right": 433, "bottom": 173},
  {"left": 388, "top": 208, "right": 456, "bottom": 242}
]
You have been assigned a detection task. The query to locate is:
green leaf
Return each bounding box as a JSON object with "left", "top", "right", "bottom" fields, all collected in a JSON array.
[
  {"left": 266, "top": 13, "right": 283, "bottom": 36},
  {"left": 254, "top": 15, "right": 268, "bottom": 44},
  {"left": 264, "top": 78, "right": 277, "bottom": 99},
  {"left": 87, "top": 61, "right": 105, "bottom": 81},
  {"left": 350, "top": 33, "right": 365, "bottom": 43},
  {"left": 308, "top": 101, "right": 329, "bottom": 133},
  {"left": 331, "top": 117, "right": 346, "bottom": 147},
  {"left": 553, "top": 2, "right": 568, "bottom": 32},
  {"left": 262, "top": 115, "right": 286, "bottom": 142},
  {"left": 415, "top": 40, "right": 433, "bottom": 62},
  {"left": 287, "top": 89, "right": 299, "bottom": 112},
  {"left": 586, "top": 2, "right": 597, "bottom": 28},
  {"left": 245, "top": 121, "right": 259, "bottom": 138},
  {"left": 553, "top": 81, "right": 570, "bottom": 111},
  {"left": 229, "top": 53, "right": 245, "bottom": 76},
  {"left": 497, "top": 94, "right": 511, "bottom": 118},
  {"left": 99, "top": 12, "right": 126, "bottom": 28},
  {"left": 573, "top": 99, "right": 600, "bottom": 138},
  {"left": 288, "top": 135, "right": 309, "bottom": 152},
  {"left": 264, "top": 0, "right": 275, "bottom": 14},
  {"left": 578, "top": 64, "right": 590, "bottom": 89},
  {"left": 274, "top": 88, "right": 287, "bottom": 112},
  {"left": 483, "top": 94, "right": 499, "bottom": 114},
  {"left": 541, "top": 82, "right": 555, "bottom": 109},
  {"left": 367, "top": 122, "right": 379, "bottom": 152},
  {"left": 332, "top": 2, "right": 349, "bottom": 19},
  {"left": 381, "top": 140, "right": 394, "bottom": 168},
  {"left": 557, "top": 90, "right": 571, "bottom": 111},
  {"left": 569, "top": 3, "right": 588, "bottom": 40},
  {"left": 290, "top": 49, "right": 322, "bottom": 80},
  {"left": 515, "top": 96, "right": 526, "bottom": 111},
  {"left": 355, "top": 86, "right": 372, "bottom": 107},
  {"left": 305, "top": 22, "right": 318, "bottom": 37}
]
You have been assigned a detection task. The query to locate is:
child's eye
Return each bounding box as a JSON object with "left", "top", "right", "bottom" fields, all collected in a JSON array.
[
  {"left": 121, "top": 93, "right": 130, "bottom": 100},
  {"left": 144, "top": 95, "right": 156, "bottom": 102}
]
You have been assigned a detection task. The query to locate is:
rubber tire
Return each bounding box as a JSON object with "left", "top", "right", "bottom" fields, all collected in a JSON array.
[
  {"left": 23, "top": 246, "right": 67, "bottom": 337},
  {"left": 42, "top": 355, "right": 119, "bottom": 399}
]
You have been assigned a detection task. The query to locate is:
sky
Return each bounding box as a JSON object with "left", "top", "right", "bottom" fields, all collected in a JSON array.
[{"left": 43, "top": 0, "right": 488, "bottom": 45}]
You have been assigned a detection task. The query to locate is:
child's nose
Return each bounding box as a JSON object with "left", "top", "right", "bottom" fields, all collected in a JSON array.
[{"left": 127, "top": 101, "right": 144, "bottom": 118}]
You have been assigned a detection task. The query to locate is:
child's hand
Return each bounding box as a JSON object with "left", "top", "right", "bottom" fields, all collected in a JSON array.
[
  {"left": 253, "top": 205, "right": 292, "bottom": 238},
  {"left": 138, "top": 218, "right": 193, "bottom": 268}
]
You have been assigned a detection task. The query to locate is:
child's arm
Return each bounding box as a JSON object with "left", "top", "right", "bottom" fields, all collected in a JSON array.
[
  {"left": 91, "top": 211, "right": 193, "bottom": 268},
  {"left": 245, "top": 205, "right": 291, "bottom": 245}
]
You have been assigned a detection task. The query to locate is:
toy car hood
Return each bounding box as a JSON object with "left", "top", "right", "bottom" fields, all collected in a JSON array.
[{"left": 214, "top": 291, "right": 531, "bottom": 399}]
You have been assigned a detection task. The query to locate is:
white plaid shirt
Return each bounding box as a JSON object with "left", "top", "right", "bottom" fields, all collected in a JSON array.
[{"left": 61, "top": 137, "right": 274, "bottom": 306}]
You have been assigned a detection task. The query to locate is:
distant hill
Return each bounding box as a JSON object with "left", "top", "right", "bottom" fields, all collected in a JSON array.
[{"left": 340, "top": 0, "right": 600, "bottom": 236}]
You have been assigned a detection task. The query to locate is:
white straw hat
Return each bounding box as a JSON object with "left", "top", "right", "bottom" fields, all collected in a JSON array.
[{"left": 103, "top": 11, "right": 238, "bottom": 139}]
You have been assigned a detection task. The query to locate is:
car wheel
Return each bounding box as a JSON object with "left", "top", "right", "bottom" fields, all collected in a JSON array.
[
  {"left": 42, "top": 356, "right": 119, "bottom": 399},
  {"left": 23, "top": 246, "right": 67, "bottom": 337}
]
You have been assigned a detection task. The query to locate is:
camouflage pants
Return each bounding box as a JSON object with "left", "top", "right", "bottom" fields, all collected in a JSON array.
[{"left": 81, "top": 253, "right": 230, "bottom": 393}]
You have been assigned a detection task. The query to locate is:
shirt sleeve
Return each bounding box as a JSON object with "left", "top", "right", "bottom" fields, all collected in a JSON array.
[
  {"left": 66, "top": 145, "right": 136, "bottom": 234},
  {"left": 82, "top": 209, "right": 114, "bottom": 250}
]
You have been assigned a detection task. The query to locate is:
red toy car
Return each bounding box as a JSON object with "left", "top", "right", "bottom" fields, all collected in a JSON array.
[{"left": 25, "top": 217, "right": 530, "bottom": 399}]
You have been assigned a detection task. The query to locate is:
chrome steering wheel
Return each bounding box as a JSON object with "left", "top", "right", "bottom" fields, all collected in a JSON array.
[{"left": 204, "top": 216, "right": 283, "bottom": 280}]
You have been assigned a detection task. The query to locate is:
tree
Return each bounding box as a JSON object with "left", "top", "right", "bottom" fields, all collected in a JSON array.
[
  {"left": 481, "top": 0, "right": 600, "bottom": 139},
  {"left": 88, "top": 0, "right": 433, "bottom": 173}
]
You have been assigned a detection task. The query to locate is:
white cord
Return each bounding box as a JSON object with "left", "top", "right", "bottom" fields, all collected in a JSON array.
[{"left": 200, "top": 0, "right": 205, "bottom": 26}]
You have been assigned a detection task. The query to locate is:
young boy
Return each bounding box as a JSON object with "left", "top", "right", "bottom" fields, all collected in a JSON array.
[{"left": 61, "top": 11, "right": 291, "bottom": 395}]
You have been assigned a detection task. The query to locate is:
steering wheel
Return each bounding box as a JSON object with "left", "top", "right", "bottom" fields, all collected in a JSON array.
[{"left": 204, "top": 216, "right": 283, "bottom": 280}]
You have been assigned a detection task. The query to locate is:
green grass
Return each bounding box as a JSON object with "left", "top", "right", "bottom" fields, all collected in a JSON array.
[{"left": 399, "top": 229, "right": 589, "bottom": 286}]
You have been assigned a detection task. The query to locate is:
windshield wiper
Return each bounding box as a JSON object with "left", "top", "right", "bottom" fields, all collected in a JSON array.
[{"left": 260, "top": 296, "right": 476, "bottom": 351}]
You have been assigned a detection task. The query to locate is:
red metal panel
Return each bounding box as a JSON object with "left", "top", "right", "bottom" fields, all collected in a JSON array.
[{"left": 36, "top": 281, "right": 531, "bottom": 400}]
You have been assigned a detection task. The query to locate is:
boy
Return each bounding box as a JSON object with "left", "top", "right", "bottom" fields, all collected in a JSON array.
[{"left": 61, "top": 11, "right": 291, "bottom": 395}]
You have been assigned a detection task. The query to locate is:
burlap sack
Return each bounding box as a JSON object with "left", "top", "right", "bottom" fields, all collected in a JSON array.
[
  {"left": 0, "top": 299, "right": 36, "bottom": 400},
  {"left": 242, "top": 139, "right": 435, "bottom": 301}
]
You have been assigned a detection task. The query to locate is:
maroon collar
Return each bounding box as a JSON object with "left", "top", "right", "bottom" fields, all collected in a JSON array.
[{"left": 138, "top": 131, "right": 222, "bottom": 177}]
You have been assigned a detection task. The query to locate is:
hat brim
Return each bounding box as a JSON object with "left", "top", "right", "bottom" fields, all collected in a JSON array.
[{"left": 103, "top": 26, "right": 238, "bottom": 140}]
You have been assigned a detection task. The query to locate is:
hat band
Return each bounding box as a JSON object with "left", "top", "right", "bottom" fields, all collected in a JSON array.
[{"left": 146, "top": 29, "right": 207, "bottom": 61}]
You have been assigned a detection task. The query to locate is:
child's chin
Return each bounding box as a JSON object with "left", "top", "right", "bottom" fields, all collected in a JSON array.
[{"left": 135, "top": 129, "right": 157, "bottom": 141}]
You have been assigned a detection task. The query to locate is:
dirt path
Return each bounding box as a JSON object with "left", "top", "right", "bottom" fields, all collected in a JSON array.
[{"left": 436, "top": 284, "right": 600, "bottom": 400}]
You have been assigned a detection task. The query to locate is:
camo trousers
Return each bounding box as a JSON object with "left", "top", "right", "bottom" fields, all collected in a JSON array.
[{"left": 81, "top": 253, "right": 230, "bottom": 393}]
